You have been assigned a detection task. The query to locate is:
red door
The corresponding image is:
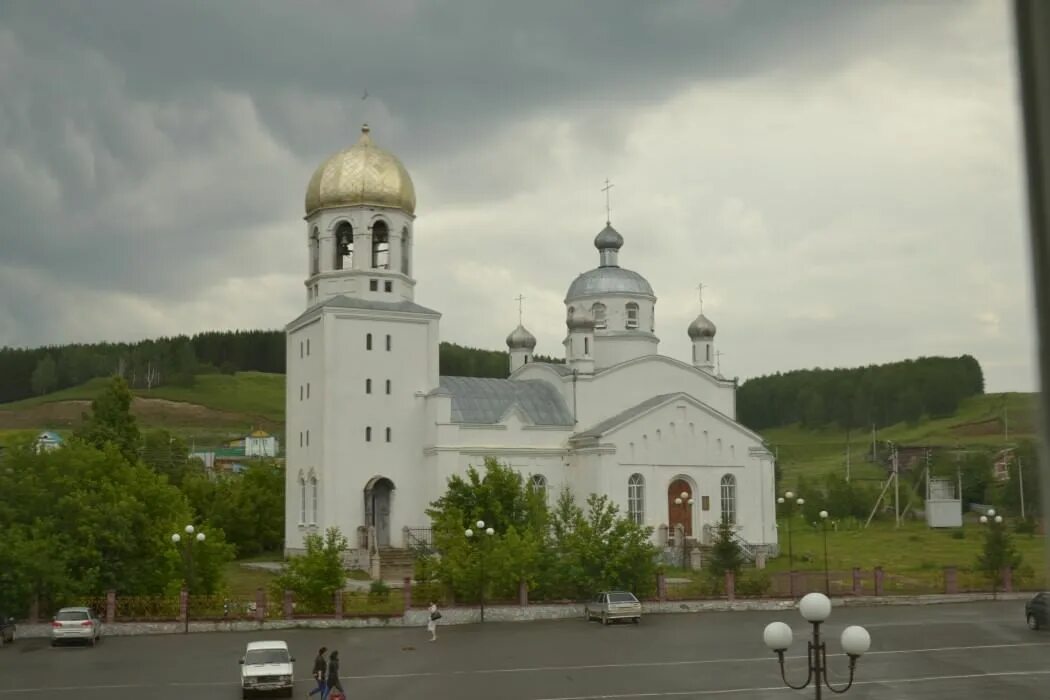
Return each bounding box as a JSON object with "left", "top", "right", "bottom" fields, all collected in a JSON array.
[{"left": 667, "top": 479, "right": 694, "bottom": 537}]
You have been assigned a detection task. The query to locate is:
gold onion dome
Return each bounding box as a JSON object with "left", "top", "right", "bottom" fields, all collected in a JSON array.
[{"left": 304, "top": 124, "right": 416, "bottom": 216}]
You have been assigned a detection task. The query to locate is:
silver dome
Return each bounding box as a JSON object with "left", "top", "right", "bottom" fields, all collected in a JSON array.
[
  {"left": 594, "top": 224, "right": 624, "bottom": 250},
  {"left": 687, "top": 313, "right": 717, "bottom": 339},
  {"left": 506, "top": 324, "right": 537, "bottom": 350},
  {"left": 566, "top": 266, "right": 654, "bottom": 301}
]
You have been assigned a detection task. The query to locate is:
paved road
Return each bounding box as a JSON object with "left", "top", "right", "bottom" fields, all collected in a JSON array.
[{"left": 0, "top": 601, "right": 1047, "bottom": 699}]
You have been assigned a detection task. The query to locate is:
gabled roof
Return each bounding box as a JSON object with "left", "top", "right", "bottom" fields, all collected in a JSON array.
[
  {"left": 288, "top": 294, "right": 440, "bottom": 327},
  {"left": 433, "top": 376, "right": 573, "bottom": 426},
  {"left": 572, "top": 392, "right": 767, "bottom": 444}
]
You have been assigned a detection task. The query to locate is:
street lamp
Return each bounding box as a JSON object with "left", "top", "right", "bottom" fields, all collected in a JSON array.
[
  {"left": 818, "top": 511, "right": 830, "bottom": 595},
  {"left": 171, "top": 524, "right": 206, "bottom": 634},
  {"left": 763, "top": 592, "right": 871, "bottom": 698},
  {"left": 979, "top": 508, "right": 1006, "bottom": 599},
  {"left": 465, "top": 520, "right": 495, "bottom": 623},
  {"left": 778, "top": 492, "right": 805, "bottom": 571}
]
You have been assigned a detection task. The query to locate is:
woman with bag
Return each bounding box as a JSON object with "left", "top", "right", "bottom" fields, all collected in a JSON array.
[
  {"left": 427, "top": 600, "right": 441, "bottom": 642},
  {"left": 308, "top": 646, "right": 327, "bottom": 698}
]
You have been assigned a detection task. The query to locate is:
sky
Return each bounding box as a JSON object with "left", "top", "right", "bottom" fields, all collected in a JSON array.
[{"left": 0, "top": 0, "right": 1038, "bottom": 392}]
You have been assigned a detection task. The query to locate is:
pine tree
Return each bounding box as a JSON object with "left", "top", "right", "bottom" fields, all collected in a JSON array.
[
  {"left": 708, "top": 517, "right": 744, "bottom": 578},
  {"left": 975, "top": 515, "right": 1022, "bottom": 598},
  {"left": 74, "top": 376, "right": 141, "bottom": 463}
]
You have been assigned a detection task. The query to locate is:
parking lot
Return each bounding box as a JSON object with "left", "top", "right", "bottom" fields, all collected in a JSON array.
[{"left": 0, "top": 600, "right": 1047, "bottom": 699}]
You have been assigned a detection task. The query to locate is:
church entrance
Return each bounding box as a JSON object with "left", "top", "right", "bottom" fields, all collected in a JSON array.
[
  {"left": 363, "top": 477, "right": 394, "bottom": 548},
  {"left": 667, "top": 479, "right": 694, "bottom": 538}
]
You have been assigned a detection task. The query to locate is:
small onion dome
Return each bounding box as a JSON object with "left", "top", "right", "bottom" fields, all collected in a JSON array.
[
  {"left": 594, "top": 224, "right": 624, "bottom": 251},
  {"left": 506, "top": 324, "right": 537, "bottom": 350},
  {"left": 687, "top": 313, "right": 717, "bottom": 339},
  {"left": 566, "top": 310, "right": 597, "bottom": 331}
]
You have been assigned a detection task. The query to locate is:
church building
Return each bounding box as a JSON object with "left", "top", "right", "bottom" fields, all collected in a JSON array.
[{"left": 284, "top": 126, "right": 778, "bottom": 572}]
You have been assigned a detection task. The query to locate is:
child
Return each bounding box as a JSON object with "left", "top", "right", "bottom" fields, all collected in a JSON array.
[{"left": 427, "top": 600, "right": 440, "bottom": 642}]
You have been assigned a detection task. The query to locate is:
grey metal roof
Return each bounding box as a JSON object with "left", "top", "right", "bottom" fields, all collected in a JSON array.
[
  {"left": 527, "top": 362, "right": 574, "bottom": 376},
  {"left": 505, "top": 324, "right": 537, "bottom": 350},
  {"left": 566, "top": 266, "right": 654, "bottom": 301},
  {"left": 436, "top": 376, "right": 573, "bottom": 426},
  {"left": 573, "top": 393, "right": 677, "bottom": 439},
  {"left": 287, "top": 294, "right": 440, "bottom": 327}
]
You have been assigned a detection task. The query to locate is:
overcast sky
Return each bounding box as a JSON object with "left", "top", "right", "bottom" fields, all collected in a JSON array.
[{"left": 0, "top": 0, "right": 1037, "bottom": 392}]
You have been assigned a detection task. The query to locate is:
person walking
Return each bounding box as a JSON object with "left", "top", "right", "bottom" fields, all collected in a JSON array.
[
  {"left": 324, "top": 649, "right": 345, "bottom": 700},
  {"left": 427, "top": 600, "right": 440, "bottom": 642},
  {"left": 308, "top": 646, "right": 327, "bottom": 698}
]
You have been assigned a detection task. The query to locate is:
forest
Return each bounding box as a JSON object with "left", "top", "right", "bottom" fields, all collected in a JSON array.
[
  {"left": 0, "top": 332, "right": 563, "bottom": 404},
  {"left": 737, "top": 355, "right": 985, "bottom": 430}
]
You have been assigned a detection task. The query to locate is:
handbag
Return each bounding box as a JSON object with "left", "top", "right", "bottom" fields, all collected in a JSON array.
[{"left": 430, "top": 611, "right": 442, "bottom": 620}]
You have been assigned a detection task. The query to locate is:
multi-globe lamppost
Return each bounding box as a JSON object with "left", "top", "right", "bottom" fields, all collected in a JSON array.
[
  {"left": 171, "top": 524, "right": 205, "bottom": 634},
  {"left": 819, "top": 510, "right": 830, "bottom": 595},
  {"left": 763, "top": 592, "right": 872, "bottom": 698},
  {"left": 465, "top": 520, "right": 494, "bottom": 622},
  {"left": 777, "top": 491, "right": 805, "bottom": 570},
  {"left": 979, "top": 508, "right": 1006, "bottom": 599}
]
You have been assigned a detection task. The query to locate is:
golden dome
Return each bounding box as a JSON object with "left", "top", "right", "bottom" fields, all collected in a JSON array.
[{"left": 304, "top": 125, "right": 416, "bottom": 216}]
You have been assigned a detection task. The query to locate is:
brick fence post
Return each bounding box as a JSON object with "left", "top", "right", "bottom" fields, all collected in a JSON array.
[
  {"left": 657, "top": 572, "right": 667, "bottom": 602},
  {"left": 874, "top": 567, "right": 884, "bottom": 597},
  {"left": 518, "top": 580, "right": 528, "bottom": 607},
  {"left": 944, "top": 567, "right": 958, "bottom": 595},
  {"left": 725, "top": 571, "right": 736, "bottom": 602},
  {"left": 106, "top": 590, "right": 116, "bottom": 624},
  {"left": 403, "top": 577, "right": 413, "bottom": 612},
  {"left": 179, "top": 588, "right": 189, "bottom": 624},
  {"left": 283, "top": 590, "right": 294, "bottom": 620},
  {"left": 852, "top": 567, "right": 862, "bottom": 595},
  {"left": 255, "top": 587, "right": 266, "bottom": 621},
  {"left": 334, "top": 590, "right": 343, "bottom": 620},
  {"left": 1002, "top": 567, "right": 1013, "bottom": 593}
]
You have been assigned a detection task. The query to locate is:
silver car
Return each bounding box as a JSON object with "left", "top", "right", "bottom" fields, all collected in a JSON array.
[
  {"left": 50, "top": 607, "right": 103, "bottom": 646},
  {"left": 585, "top": 591, "right": 642, "bottom": 625}
]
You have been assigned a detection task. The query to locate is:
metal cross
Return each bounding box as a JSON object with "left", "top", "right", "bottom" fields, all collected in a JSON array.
[
  {"left": 697, "top": 282, "right": 706, "bottom": 313},
  {"left": 601, "top": 179, "right": 615, "bottom": 224},
  {"left": 715, "top": 350, "right": 725, "bottom": 375},
  {"left": 515, "top": 294, "right": 526, "bottom": 325}
]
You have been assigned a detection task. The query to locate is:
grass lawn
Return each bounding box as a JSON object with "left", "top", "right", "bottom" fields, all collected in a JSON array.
[{"left": 223, "top": 561, "right": 279, "bottom": 598}]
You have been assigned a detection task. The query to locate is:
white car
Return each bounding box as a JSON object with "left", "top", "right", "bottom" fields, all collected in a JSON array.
[
  {"left": 240, "top": 640, "right": 295, "bottom": 697},
  {"left": 50, "top": 607, "right": 103, "bottom": 646}
]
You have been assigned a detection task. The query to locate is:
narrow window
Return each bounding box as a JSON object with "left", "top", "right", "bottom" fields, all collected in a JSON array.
[
  {"left": 365, "top": 427, "right": 372, "bottom": 442},
  {"left": 385, "top": 427, "right": 391, "bottom": 442},
  {"left": 300, "top": 385, "right": 304, "bottom": 401},
  {"left": 306, "top": 430, "right": 310, "bottom": 446},
  {"left": 306, "top": 382, "right": 310, "bottom": 399},
  {"left": 625, "top": 302, "right": 639, "bottom": 329},
  {"left": 334, "top": 222, "right": 353, "bottom": 270},
  {"left": 307, "top": 339, "right": 310, "bottom": 356},
  {"left": 692, "top": 345, "right": 697, "bottom": 363},
  {"left": 385, "top": 379, "right": 391, "bottom": 394},
  {"left": 309, "top": 476, "right": 319, "bottom": 525},
  {"left": 366, "top": 379, "right": 372, "bottom": 394},
  {"left": 299, "top": 432, "right": 303, "bottom": 448},
  {"left": 706, "top": 344, "right": 711, "bottom": 362},
  {"left": 366, "top": 333, "right": 372, "bottom": 350},
  {"left": 300, "top": 341, "right": 304, "bottom": 359},
  {"left": 369, "top": 279, "right": 378, "bottom": 291},
  {"left": 584, "top": 337, "right": 590, "bottom": 355},
  {"left": 384, "top": 280, "right": 393, "bottom": 293},
  {"left": 371, "top": 220, "right": 390, "bottom": 268},
  {"left": 299, "top": 475, "right": 307, "bottom": 524},
  {"left": 591, "top": 302, "right": 607, "bottom": 329},
  {"left": 628, "top": 474, "right": 645, "bottom": 525},
  {"left": 309, "top": 228, "right": 320, "bottom": 276},
  {"left": 720, "top": 474, "right": 737, "bottom": 525},
  {"left": 401, "top": 226, "right": 411, "bottom": 274},
  {"left": 386, "top": 334, "right": 392, "bottom": 351}
]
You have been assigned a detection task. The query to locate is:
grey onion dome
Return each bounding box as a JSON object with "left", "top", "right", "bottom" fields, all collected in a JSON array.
[
  {"left": 566, "top": 311, "right": 596, "bottom": 331},
  {"left": 506, "top": 324, "right": 537, "bottom": 350},
  {"left": 594, "top": 224, "right": 624, "bottom": 250},
  {"left": 687, "top": 313, "right": 717, "bottom": 339},
  {"left": 565, "top": 267, "right": 654, "bottom": 300}
]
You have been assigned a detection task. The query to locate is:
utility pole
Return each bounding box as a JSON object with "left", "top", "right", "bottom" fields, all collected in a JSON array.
[
  {"left": 1019, "top": 456, "right": 1027, "bottom": 519},
  {"left": 893, "top": 444, "right": 901, "bottom": 528}
]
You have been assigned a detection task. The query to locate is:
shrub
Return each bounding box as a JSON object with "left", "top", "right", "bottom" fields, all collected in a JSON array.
[
  {"left": 736, "top": 570, "right": 772, "bottom": 597},
  {"left": 368, "top": 580, "right": 391, "bottom": 601}
]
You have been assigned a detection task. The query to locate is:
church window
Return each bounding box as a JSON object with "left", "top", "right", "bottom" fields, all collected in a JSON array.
[
  {"left": 309, "top": 475, "right": 319, "bottom": 525},
  {"left": 299, "top": 385, "right": 303, "bottom": 401},
  {"left": 366, "top": 333, "right": 373, "bottom": 350},
  {"left": 300, "top": 341, "right": 304, "bottom": 359},
  {"left": 530, "top": 474, "right": 548, "bottom": 502},
  {"left": 334, "top": 222, "right": 353, "bottom": 270},
  {"left": 384, "top": 280, "right": 392, "bottom": 293},
  {"left": 401, "top": 227, "right": 411, "bottom": 274},
  {"left": 692, "top": 345, "right": 696, "bottom": 363},
  {"left": 365, "top": 427, "right": 372, "bottom": 442},
  {"left": 306, "top": 383, "right": 310, "bottom": 399},
  {"left": 299, "top": 474, "right": 307, "bottom": 524},
  {"left": 591, "top": 302, "right": 607, "bottom": 329},
  {"left": 584, "top": 337, "right": 590, "bottom": 355},
  {"left": 366, "top": 379, "right": 372, "bottom": 394},
  {"left": 628, "top": 474, "right": 645, "bottom": 525},
  {"left": 706, "top": 344, "right": 711, "bottom": 362},
  {"left": 371, "top": 220, "right": 390, "bottom": 269},
  {"left": 309, "top": 228, "right": 320, "bottom": 276},
  {"left": 385, "top": 379, "right": 391, "bottom": 394},
  {"left": 567, "top": 306, "right": 575, "bottom": 322},
  {"left": 369, "top": 279, "right": 378, "bottom": 291},
  {"left": 306, "top": 430, "right": 310, "bottom": 446},
  {"left": 720, "top": 474, "right": 737, "bottom": 525},
  {"left": 625, "top": 302, "right": 639, "bottom": 329},
  {"left": 385, "top": 427, "right": 391, "bottom": 442},
  {"left": 386, "top": 334, "right": 392, "bottom": 351},
  {"left": 299, "top": 432, "right": 303, "bottom": 448},
  {"left": 307, "top": 339, "right": 310, "bottom": 355}
]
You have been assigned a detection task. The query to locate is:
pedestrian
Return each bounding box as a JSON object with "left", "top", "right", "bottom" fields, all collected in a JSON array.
[
  {"left": 308, "top": 646, "right": 327, "bottom": 698},
  {"left": 427, "top": 600, "right": 441, "bottom": 642},
  {"left": 324, "top": 649, "right": 344, "bottom": 700}
]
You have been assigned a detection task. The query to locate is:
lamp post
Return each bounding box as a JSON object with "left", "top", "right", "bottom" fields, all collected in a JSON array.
[
  {"left": 171, "top": 524, "right": 206, "bottom": 634},
  {"left": 979, "top": 508, "right": 1006, "bottom": 599},
  {"left": 763, "top": 592, "right": 871, "bottom": 699},
  {"left": 465, "top": 520, "right": 495, "bottom": 623},
  {"left": 819, "top": 510, "right": 830, "bottom": 595},
  {"left": 777, "top": 492, "right": 804, "bottom": 570}
]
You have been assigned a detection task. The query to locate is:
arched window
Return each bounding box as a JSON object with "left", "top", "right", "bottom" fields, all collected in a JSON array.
[
  {"left": 334, "top": 222, "right": 353, "bottom": 270},
  {"left": 309, "top": 228, "right": 320, "bottom": 276},
  {"left": 591, "top": 302, "right": 607, "bottom": 329},
  {"left": 366, "top": 333, "right": 372, "bottom": 350},
  {"left": 401, "top": 226, "right": 411, "bottom": 274},
  {"left": 365, "top": 427, "right": 372, "bottom": 442},
  {"left": 385, "top": 427, "right": 391, "bottom": 442},
  {"left": 625, "top": 302, "right": 639, "bottom": 329},
  {"left": 584, "top": 337, "right": 590, "bottom": 355},
  {"left": 567, "top": 306, "right": 575, "bottom": 322},
  {"left": 299, "top": 474, "right": 307, "bottom": 524},
  {"left": 366, "top": 378, "right": 372, "bottom": 394},
  {"left": 628, "top": 474, "right": 644, "bottom": 525},
  {"left": 530, "top": 474, "right": 548, "bottom": 501},
  {"left": 385, "top": 379, "right": 391, "bottom": 394},
  {"left": 309, "top": 475, "right": 319, "bottom": 524},
  {"left": 371, "top": 220, "right": 390, "bottom": 269},
  {"left": 720, "top": 474, "right": 737, "bottom": 525}
]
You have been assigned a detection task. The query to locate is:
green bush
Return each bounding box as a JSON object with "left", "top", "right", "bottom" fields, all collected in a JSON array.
[
  {"left": 368, "top": 580, "right": 391, "bottom": 601},
  {"left": 736, "top": 570, "right": 772, "bottom": 597}
]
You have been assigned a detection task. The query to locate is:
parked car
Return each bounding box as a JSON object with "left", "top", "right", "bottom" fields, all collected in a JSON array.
[
  {"left": 0, "top": 613, "right": 14, "bottom": 647},
  {"left": 50, "top": 607, "right": 103, "bottom": 647},
  {"left": 1025, "top": 591, "right": 1048, "bottom": 630},
  {"left": 585, "top": 591, "right": 642, "bottom": 625},
  {"left": 240, "top": 640, "right": 295, "bottom": 697}
]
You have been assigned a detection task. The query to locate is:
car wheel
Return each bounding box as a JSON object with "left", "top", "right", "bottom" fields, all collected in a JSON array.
[{"left": 1028, "top": 614, "right": 1040, "bottom": 631}]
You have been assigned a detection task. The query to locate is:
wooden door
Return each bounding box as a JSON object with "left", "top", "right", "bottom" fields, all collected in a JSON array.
[{"left": 667, "top": 479, "right": 694, "bottom": 537}]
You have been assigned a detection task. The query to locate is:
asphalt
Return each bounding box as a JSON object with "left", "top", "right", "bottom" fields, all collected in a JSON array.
[{"left": 0, "top": 601, "right": 1047, "bottom": 699}]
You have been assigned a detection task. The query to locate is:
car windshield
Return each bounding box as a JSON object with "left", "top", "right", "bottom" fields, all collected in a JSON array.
[
  {"left": 609, "top": 593, "right": 637, "bottom": 603},
  {"left": 245, "top": 649, "right": 289, "bottom": 665},
  {"left": 56, "top": 610, "right": 89, "bottom": 621}
]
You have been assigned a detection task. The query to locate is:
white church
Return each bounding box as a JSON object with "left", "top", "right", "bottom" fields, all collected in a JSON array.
[{"left": 284, "top": 126, "right": 778, "bottom": 573}]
